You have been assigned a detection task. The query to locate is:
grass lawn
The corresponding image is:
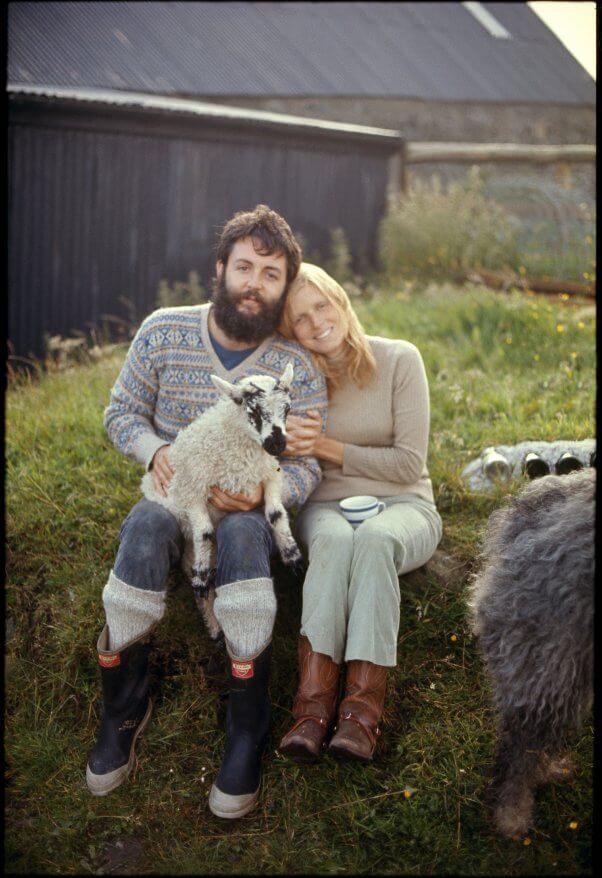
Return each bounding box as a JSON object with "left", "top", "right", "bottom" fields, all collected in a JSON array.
[{"left": 5, "top": 282, "right": 595, "bottom": 874}]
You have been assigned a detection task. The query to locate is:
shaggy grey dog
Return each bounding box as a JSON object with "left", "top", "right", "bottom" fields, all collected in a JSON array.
[{"left": 467, "top": 468, "right": 595, "bottom": 838}]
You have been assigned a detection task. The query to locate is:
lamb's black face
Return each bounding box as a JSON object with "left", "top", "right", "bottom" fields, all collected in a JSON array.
[{"left": 242, "top": 385, "right": 291, "bottom": 456}]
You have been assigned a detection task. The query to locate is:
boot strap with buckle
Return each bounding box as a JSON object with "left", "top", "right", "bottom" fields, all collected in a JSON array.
[{"left": 339, "top": 710, "right": 380, "bottom": 749}]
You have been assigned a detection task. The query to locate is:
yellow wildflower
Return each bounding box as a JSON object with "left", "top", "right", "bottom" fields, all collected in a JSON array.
[
  {"left": 403, "top": 789, "right": 413, "bottom": 799},
  {"left": 557, "top": 324, "right": 565, "bottom": 333},
  {"left": 571, "top": 351, "right": 578, "bottom": 359},
  {"left": 533, "top": 354, "right": 540, "bottom": 362},
  {"left": 450, "top": 634, "right": 458, "bottom": 642},
  {"left": 578, "top": 321, "right": 585, "bottom": 330},
  {"left": 569, "top": 821, "right": 578, "bottom": 830},
  {"left": 523, "top": 837, "right": 532, "bottom": 846}
]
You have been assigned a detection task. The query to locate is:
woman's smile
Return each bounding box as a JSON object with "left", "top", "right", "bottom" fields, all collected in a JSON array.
[{"left": 289, "top": 285, "right": 346, "bottom": 358}]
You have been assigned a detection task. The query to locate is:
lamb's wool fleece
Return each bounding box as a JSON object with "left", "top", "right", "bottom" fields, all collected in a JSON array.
[{"left": 141, "top": 397, "right": 281, "bottom": 527}]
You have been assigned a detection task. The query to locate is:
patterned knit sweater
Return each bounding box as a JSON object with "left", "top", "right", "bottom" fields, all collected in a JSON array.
[
  {"left": 307, "top": 336, "right": 435, "bottom": 504},
  {"left": 104, "top": 303, "right": 328, "bottom": 508}
]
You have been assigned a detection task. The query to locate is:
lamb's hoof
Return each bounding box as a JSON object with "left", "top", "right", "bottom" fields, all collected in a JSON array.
[
  {"left": 192, "top": 584, "right": 209, "bottom": 600},
  {"left": 191, "top": 573, "right": 210, "bottom": 599},
  {"left": 281, "top": 544, "right": 302, "bottom": 565},
  {"left": 290, "top": 557, "right": 306, "bottom": 580},
  {"left": 281, "top": 547, "right": 305, "bottom": 580}
]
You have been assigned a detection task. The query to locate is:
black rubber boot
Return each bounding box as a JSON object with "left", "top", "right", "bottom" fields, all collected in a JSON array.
[
  {"left": 86, "top": 624, "right": 153, "bottom": 796},
  {"left": 208, "top": 643, "right": 272, "bottom": 819}
]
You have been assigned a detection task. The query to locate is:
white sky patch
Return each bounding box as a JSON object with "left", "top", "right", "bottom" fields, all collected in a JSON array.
[{"left": 528, "top": 1, "right": 596, "bottom": 79}]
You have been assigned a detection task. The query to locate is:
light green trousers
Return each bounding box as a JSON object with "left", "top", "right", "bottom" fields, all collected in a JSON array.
[{"left": 294, "top": 494, "right": 443, "bottom": 667}]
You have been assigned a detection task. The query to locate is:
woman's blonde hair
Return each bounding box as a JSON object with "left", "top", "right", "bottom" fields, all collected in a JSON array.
[{"left": 280, "top": 263, "right": 377, "bottom": 396}]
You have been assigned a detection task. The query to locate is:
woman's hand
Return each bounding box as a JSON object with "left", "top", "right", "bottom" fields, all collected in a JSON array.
[
  {"left": 150, "top": 444, "right": 174, "bottom": 497},
  {"left": 209, "top": 483, "right": 265, "bottom": 512},
  {"left": 285, "top": 409, "right": 323, "bottom": 457}
]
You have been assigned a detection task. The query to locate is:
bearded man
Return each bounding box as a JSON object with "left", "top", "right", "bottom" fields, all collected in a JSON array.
[{"left": 86, "top": 204, "right": 327, "bottom": 818}]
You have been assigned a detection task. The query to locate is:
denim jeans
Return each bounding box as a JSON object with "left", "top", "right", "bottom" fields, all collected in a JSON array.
[{"left": 113, "top": 498, "right": 275, "bottom": 592}]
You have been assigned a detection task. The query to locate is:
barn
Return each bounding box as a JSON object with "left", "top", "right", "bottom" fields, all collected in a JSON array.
[{"left": 7, "top": 1, "right": 595, "bottom": 361}]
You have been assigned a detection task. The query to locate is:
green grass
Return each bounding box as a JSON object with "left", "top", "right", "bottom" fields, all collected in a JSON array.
[{"left": 5, "top": 283, "right": 595, "bottom": 874}]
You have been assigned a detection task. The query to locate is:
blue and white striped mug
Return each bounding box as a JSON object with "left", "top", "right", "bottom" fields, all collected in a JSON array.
[{"left": 338, "top": 495, "right": 385, "bottom": 527}]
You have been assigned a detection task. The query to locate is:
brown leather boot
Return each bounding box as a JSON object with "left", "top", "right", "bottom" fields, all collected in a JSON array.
[
  {"left": 279, "top": 636, "right": 340, "bottom": 763},
  {"left": 328, "top": 660, "right": 387, "bottom": 762}
]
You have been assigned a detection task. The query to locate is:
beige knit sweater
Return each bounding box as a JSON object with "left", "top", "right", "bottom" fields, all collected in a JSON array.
[{"left": 308, "top": 336, "right": 435, "bottom": 504}]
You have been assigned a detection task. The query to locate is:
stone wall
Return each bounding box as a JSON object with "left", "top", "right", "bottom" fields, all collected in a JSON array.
[{"left": 200, "top": 96, "right": 595, "bottom": 145}]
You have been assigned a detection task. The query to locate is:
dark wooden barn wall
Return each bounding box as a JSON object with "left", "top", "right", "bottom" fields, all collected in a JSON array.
[{"left": 8, "top": 104, "right": 396, "bottom": 359}]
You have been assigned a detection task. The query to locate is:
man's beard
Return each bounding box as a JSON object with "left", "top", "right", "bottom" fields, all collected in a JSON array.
[{"left": 211, "top": 272, "right": 286, "bottom": 344}]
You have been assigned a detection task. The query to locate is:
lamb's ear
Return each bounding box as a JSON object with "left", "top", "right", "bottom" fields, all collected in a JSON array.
[
  {"left": 210, "top": 374, "right": 243, "bottom": 404},
  {"left": 277, "top": 361, "right": 294, "bottom": 392}
]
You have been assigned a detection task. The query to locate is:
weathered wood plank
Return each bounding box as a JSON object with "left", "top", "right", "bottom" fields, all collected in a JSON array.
[{"left": 406, "top": 143, "right": 595, "bottom": 163}]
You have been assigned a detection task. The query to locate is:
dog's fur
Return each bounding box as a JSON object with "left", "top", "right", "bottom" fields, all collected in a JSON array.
[{"left": 467, "top": 468, "right": 595, "bottom": 837}]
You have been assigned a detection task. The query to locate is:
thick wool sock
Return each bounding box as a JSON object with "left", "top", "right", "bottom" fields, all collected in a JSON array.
[
  {"left": 102, "top": 570, "right": 166, "bottom": 651},
  {"left": 213, "top": 578, "right": 277, "bottom": 660}
]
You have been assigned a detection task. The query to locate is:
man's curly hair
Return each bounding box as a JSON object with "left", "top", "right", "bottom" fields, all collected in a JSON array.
[{"left": 215, "top": 204, "right": 302, "bottom": 287}]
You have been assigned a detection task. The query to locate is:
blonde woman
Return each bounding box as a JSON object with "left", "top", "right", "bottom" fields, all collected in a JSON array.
[{"left": 278, "top": 263, "right": 442, "bottom": 762}]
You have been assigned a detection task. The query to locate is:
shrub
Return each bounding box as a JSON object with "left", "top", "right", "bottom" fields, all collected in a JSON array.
[
  {"left": 377, "top": 166, "right": 519, "bottom": 282},
  {"left": 324, "top": 226, "right": 365, "bottom": 297},
  {"left": 325, "top": 227, "right": 354, "bottom": 284},
  {"left": 156, "top": 270, "right": 206, "bottom": 309}
]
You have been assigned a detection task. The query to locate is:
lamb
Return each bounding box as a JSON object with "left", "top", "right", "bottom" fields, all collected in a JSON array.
[
  {"left": 466, "top": 468, "right": 594, "bottom": 839},
  {"left": 141, "top": 361, "right": 303, "bottom": 635}
]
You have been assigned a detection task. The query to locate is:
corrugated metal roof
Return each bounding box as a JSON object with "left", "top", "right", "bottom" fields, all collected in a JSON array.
[
  {"left": 7, "top": 1, "right": 595, "bottom": 105},
  {"left": 7, "top": 83, "right": 402, "bottom": 143},
  {"left": 7, "top": 83, "right": 403, "bottom": 150}
]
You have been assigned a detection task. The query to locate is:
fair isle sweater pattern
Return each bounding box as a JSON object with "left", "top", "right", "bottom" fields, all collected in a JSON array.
[{"left": 104, "top": 304, "right": 327, "bottom": 508}]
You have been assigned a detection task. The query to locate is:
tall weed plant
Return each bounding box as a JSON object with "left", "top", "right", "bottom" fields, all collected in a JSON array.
[
  {"left": 324, "top": 227, "right": 354, "bottom": 284},
  {"left": 156, "top": 270, "right": 206, "bottom": 309},
  {"left": 378, "top": 167, "right": 519, "bottom": 282},
  {"left": 324, "top": 227, "right": 365, "bottom": 297}
]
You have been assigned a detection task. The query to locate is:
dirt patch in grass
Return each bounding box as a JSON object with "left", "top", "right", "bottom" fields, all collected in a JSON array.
[
  {"left": 404, "top": 548, "right": 471, "bottom": 592},
  {"left": 101, "top": 835, "right": 147, "bottom": 874}
]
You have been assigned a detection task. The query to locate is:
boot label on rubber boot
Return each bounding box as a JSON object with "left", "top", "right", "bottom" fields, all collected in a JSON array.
[
  {"left": 118, "top": 718, "right": 138, "bottom": 731},
  {"left": 98, "top": 652, "right": 121, "bottom": 668},
  {"left": 231, "top": 660, "right": 254, "bottom": 679}
]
